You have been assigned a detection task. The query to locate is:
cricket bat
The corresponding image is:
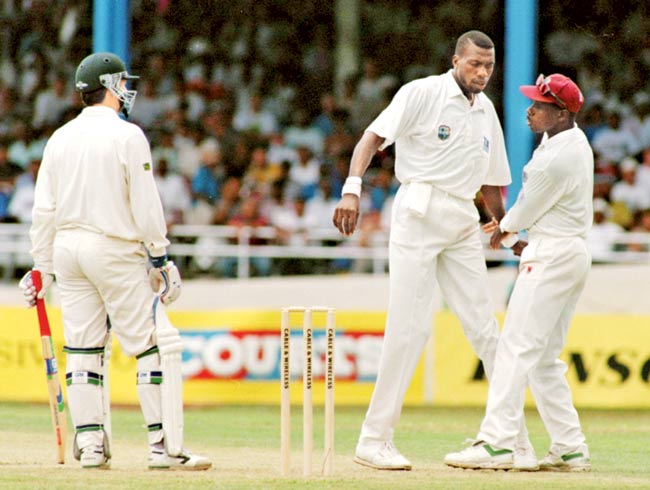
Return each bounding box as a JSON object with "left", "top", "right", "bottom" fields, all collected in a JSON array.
[{"left": 32, "top": 270, "right": 67, "bottom": 464}]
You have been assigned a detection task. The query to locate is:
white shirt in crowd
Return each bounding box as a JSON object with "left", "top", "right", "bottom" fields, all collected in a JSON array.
[
  {"left": 154, "top": 172, "right": 192, "bottom": 225},
  {"left": 267, "top": 140, "right": 298, "bottom": 166},
  {"left": 500, "top": 125, "right": 594, "bottom": 238},
  {"left": 173, "top": 133, "right": 203, "bottom": 179},
  {"left": 268, "top": 201, "right": 312, "bottom": 246},
  {"left": 591, "top": 126, "right": 637, "bottom": 163},
  {"left": 232, "top": 107, "right": 278, "bottom": 136},
  {"left": 31, "top": 106, "right": 169, "bottom": 273},
  {"left": 8, "top": 139, "right": 34, "bottom": 169},
  {"left": 303, "top": 194, "right": 338, "bottom": 229},
  {"left": 610, "top": 179, "right": 650, "bottom": 212},
  {"left": 8, "top": 179, "right": 34, "bottom": 223},
  {"left": 32, "top": 88, "right": 71, "bottom": 129},
  {"left": 587, "top": 220, "right": 624, "bottom": 261},
  {"left": 288, "top": 158, "right": 321, "bottom": 188},
  {"left": 634, "top": 164, "right": 650, "bottom": 195},
  {"left": 367, "top": 69, "right": 511, "bottom": 200},
  {"left": 638, "top": 119, "right": 650, "bottom": 153},
  {"left": 283, "top": 126, "right": 324, "bottom": 156},
  {"left": 129, "top": 93, "right": 169, "bottom": 129}
]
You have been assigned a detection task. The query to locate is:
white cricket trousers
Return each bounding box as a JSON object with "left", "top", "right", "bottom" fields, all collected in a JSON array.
[
  {"left": 359, "top": 184, "right": 501, "bottom": 443},
  {"left": 53, "top": 229, "right": 163, "bottom": 448},
  {"left": 53, "top": 229, "right": 157, "bottom": 355},
  {"left": 478, "top": 235, "right": 590, "bottom": 452}
]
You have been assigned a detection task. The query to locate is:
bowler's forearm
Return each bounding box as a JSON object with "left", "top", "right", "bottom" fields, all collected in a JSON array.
[
  {"left": 348, "top": 131, "right": 385, "bottom": 178},
  {"left": 480, "top": 185, "right": 506, "bottom": 221}
]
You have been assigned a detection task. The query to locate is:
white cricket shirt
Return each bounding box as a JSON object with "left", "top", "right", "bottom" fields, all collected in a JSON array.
[
  {"left": 500, "top": 125, "right": 594, "bottom": 238},
  {"left": 31, "top": 106, "right": 169, "bottom": 273},
  {"left": 366, "top": 70, "right": 511, "bottom": 200}
]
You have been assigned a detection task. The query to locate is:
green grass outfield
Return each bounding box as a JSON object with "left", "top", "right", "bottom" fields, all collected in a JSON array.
[{"left": 1, "top": 402, "right": 649, "bottom": 490}]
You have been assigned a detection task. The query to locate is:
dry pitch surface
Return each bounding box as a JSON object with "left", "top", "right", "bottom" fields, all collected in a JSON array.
[
  {"left": 4, "top": 432, "right": 648, "bottom": 490},
  {"left": 1, "top": 404, "right": 650, "bottom": 490}
]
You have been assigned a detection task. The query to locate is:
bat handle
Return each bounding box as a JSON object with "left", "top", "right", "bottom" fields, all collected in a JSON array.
[{"left": 32, "top": 269, "right": 43, "bottom": 292}]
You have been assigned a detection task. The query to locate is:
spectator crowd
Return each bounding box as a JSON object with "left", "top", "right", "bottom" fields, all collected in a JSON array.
[{"left": 0, "top": 0, "right": 648, "bottom": 276}]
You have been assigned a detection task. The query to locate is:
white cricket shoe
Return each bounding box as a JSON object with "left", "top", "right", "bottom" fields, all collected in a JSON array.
[
  {"left": 80, "top": 444, "right": 111, "bottom": 469},
  {"left": 354, "top": 440, "right": 412, "bottom": 470},
  {"left": 538, "top": 444, "right": 590, "bottom": 472},
  {"left": 513, "top": 441, "right": 539, "bottom": 471},
  {"left": 444, "top": 440, "right": 513, "bottom": 470},
  {"left": 148, "top": 445, "right": 212, "bottom": 471}
]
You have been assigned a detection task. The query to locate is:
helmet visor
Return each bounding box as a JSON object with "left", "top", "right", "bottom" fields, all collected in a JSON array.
[{"left": 99, "top": 71, "right": 139, "bottom": 116}]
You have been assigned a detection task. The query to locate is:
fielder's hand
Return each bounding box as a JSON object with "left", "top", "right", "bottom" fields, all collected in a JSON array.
[
  {"left": 510, "top": 240, "right": 528, "bottom": 257},
  {"left": 489, "top": 227, "right": 509, "bottom": 249},
  {"left": 149, "top": 259, "right": 182, "bottom": 305},
  {"left": 19, "top": 269, "right": 54, "bottom": 308},
  {"left": 333, "top": 194, "right": 360, "bottom": 236}
]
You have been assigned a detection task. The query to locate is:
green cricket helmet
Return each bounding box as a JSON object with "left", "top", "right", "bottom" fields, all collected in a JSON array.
[{"left": 74, "top": 52, "right": 139, "bottom": 116}]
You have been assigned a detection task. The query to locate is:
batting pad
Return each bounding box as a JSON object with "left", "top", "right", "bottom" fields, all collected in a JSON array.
[{"left": 153, "top": 297, "right": 184, "bottom": 456}]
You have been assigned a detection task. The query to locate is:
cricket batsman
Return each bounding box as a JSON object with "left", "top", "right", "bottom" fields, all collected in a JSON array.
[{"left": 20, "top": 52, "right": 210, "bottom": 470}]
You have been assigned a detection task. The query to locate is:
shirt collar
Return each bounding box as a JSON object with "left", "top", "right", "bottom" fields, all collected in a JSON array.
[
  {"left": 444, "top": 70, "right": 464, "bottom": 98},
  {"left": 443, "top": 69, "right": 485, "bottom": 111},
  {"left": 81, "top": 105, "right": 119, "bottom": 117},
  {"left": 540, "top": 124, "right": 581, "bottom": 148}
]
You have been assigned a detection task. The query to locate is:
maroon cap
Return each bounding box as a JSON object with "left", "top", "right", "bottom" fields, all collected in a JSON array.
[{"left": 519, "top": 74, "right": 584, "bottom": 113}]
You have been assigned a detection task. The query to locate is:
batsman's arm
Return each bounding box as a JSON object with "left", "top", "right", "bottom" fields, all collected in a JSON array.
[
  {"left": 32, "top": 270, "right": 67, "bottom": 464},
  {"left": 125, "top": 132, "right": 170, "bottom": 258}
]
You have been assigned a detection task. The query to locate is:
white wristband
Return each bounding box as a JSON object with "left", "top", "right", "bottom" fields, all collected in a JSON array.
[
  {"left": 341, "top": 176, "right": 362, "bottom": 198},
  {"left": 345, "top": 176, "right": 362, "bottom": 185},
  {"left": 501, "top": 233, "right": 519, "bottom": 248}
]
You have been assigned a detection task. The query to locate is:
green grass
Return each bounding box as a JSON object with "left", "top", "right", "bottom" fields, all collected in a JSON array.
[{"left": 1, "top": 403, "right": 649, "bottom": 489}]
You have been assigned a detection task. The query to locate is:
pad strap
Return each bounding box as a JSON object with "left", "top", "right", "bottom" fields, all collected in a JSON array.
[
  {"left": 76, "top": 423, "right": 105, "bottom": 433},
  {"left": 136, "top": 346, "right": 160, "bottom": 359},
  {"left": 64, "top": 346, "right": 105, "bottom": 354},
  {"left": 66, "top": 371, "right": 104, "bottom": 386},
  {"left": 137, "top": 371, "right": 164, "bottom": 385}
]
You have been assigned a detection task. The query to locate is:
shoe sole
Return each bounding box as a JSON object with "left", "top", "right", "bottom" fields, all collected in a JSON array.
[
  {"left": 82, "top": 463, "right": 110, "bottom": 470},
  {"left": 149, "top": 463, "right": 212, "bottom": 471},
  {"left": 539, "top": 464, "right": 591, "bottom": 472},
  {"left": 445, "top": 461, "right": 513, "bottom": 471},
  {"left": 353, "top": 456, "right": 412, "bottom": 471}
]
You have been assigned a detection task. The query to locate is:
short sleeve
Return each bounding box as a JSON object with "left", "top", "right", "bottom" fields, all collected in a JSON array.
[
  {"left": 483, "top": 107, "right": 511, "bottom": 186},
  {"left": 366, "top": 81, "right": 428, "bottom": 150}
]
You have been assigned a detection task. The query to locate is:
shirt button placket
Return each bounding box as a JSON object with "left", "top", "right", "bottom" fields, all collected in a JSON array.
[{"left": 464, "top": 108, "right": 471, "bottom": 145}]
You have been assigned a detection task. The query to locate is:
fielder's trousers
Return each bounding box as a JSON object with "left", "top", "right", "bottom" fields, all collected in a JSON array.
[{"left": 477, "top": 235, "right": 589, "bottom": 452}]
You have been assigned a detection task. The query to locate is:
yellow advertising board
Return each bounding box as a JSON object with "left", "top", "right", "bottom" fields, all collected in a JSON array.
[{"left": 1, "top": 306, "right": 649, "bottom": 407}]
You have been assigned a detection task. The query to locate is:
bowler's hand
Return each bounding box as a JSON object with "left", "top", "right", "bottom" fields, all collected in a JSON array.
[
  {"left": 510, "top": 240, "right": 528, "bottom": 257},
  {"left": 333, "top": 195, "right": 360, "bottom": 236},
  {"left": 481, "top": 217, "right": 499, "bottom": 235}
]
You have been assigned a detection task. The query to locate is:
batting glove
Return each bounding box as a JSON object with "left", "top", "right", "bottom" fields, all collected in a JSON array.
[
  {"left": 148, "top": 256, "right": 182, "bottom": 305},
  {"left": 18, "top": 270, "right": 54, "bottom": 308}
]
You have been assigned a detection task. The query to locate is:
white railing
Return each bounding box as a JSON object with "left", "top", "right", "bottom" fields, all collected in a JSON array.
[
  {"left": 1, "top": 223, "right": 649, "bottom": 280},
  {"left": 0, "top": 223, "right": 33, "bottom": 281},
  {"left": 168, "top": 224, "right": 391, "bottom": 278}
]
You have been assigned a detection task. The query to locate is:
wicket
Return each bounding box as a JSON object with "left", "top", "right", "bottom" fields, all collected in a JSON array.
[{"left": 280, "top": 306, "right": 335, "bottom": 477}]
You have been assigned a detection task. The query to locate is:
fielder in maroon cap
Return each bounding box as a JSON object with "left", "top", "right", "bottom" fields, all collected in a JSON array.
[
  {"left": 520, "top": 73, "right": 584, "bottom": 114},
  {"left": 445, "top": 72, "right": 594, "bottom": 472}
]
